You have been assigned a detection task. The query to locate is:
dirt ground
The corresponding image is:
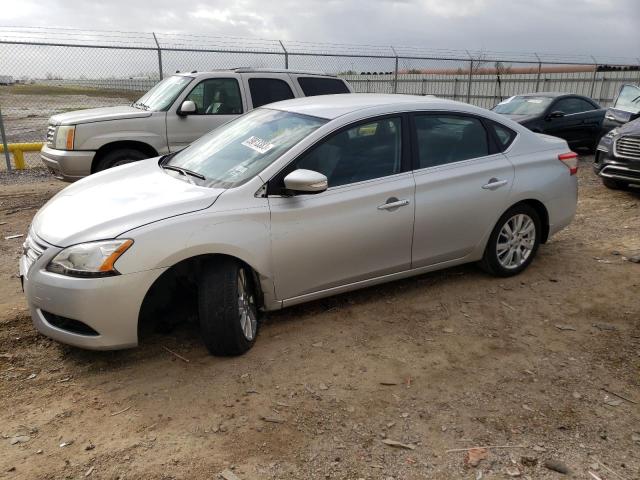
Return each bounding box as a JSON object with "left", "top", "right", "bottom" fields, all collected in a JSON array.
[{"left": 0, "top": 157, "right": 639, "bottom": 480}]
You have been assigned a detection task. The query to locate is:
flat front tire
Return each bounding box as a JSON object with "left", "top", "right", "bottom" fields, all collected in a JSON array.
[
  {"left": 198, "top": 258, "right": 259, "bottom": 356},
  {"left": 480, "top": 204, "right": 541, "bottom": 277}
]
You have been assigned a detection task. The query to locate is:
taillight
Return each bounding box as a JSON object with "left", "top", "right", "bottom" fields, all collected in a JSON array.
[{"left": 558, "top": 152, "right": 578, "bottom": 175}]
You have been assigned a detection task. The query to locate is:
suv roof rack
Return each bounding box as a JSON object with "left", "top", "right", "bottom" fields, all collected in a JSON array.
[{"left": 231, "top": 67, "right": 337, "bottom": 77}]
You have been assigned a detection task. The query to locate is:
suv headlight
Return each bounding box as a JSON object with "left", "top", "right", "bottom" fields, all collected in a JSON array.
[
  {"left": 54, "top": 125, "right": 75, "bottom": 150},
  {"left": 47, "top": 239, "right": 133, "bottom": 277}
]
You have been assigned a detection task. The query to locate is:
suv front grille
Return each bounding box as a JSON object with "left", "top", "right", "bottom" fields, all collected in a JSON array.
[
  {"left": 46, "top": 125, "right": 55, "bottom": 147},
  {"left": 601, "top": 166, "right": 640, "bottom": 181},
  {"left": 614, "top": 135, "right": 640, "bottom": 160}
]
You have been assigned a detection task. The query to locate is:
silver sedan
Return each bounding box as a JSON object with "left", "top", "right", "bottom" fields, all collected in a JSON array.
[{"left": 20, "top": 94, "right": 578, "bottom": 355}]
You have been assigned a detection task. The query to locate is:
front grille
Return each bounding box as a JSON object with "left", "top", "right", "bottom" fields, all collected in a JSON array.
[
  {"left": 601, "top": 166, "right": 640, "bottom": 181},
  {"left": 46, "top": 125, "right": 55, "bottom": 147},
  {"left": 614, "top": 135, "right": 640, "bottom": 160},
  {"left": 42, "top": 311, "right": 99, "bottom": 336},
  {"left": 22, "top": 232, "right": 48, "bottom": 275}
]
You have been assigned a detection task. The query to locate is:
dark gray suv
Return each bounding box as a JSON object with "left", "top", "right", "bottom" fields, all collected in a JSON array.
[{"left": 594, "top": 116, "right": 640, "bottom": 189}]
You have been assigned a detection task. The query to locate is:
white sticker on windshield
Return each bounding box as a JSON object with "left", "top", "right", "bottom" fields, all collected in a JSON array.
[
  {"left": 527, "top": 99, "right": 543, "bottom": 104},
  {"left": 242, "top": 136, "right": 275, "bottom": 154},
  {"left": 498, "top": 96, "right": 515, "bottom": 105}
]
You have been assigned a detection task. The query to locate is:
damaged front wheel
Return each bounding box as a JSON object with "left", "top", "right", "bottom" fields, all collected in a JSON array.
[{"left": 198, "top": 258, "right": 259, "bottom": 356}]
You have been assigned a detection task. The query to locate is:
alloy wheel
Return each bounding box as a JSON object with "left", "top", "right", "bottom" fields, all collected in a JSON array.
[
  {"left": 237, "top": 268, "right": 257, "bottom": 341},
  {"left": 496, "top": 213, "right": 536, "bottom": 269}
]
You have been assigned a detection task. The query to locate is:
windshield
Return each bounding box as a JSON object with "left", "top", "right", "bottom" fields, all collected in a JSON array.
[
  {"left": 493, "top": 96, "right": 553, "bottom": 115},
  {"left": 134, "top": 75, "right": 193, "bottom": 111},
  {"left": 614, "top": 84, "right": 640, "bottom": 114},
  {"left": 165, "top": 108, "right": 327, "bottom": 188}
]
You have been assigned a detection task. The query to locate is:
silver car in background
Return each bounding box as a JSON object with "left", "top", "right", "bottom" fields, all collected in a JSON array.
[{"left": 20, "top": 94, "right": 578, "bottom": 355}]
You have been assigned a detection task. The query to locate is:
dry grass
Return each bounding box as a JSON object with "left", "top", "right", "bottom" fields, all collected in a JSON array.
[{"left": 4, "top": 84, "right": 141, "bottom": 101}]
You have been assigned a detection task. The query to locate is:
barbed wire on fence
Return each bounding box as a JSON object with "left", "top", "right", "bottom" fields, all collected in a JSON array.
[
  {"left": 2, "top": 25, "right": 640, "bottom": 65},
  {"left": 0, "top": 25, "right": 639, "bottom": 169}
]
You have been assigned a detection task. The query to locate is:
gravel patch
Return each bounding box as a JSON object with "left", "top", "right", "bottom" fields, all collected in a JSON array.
[{"left": 0, "top": 167, "right": 55, "bottom": 186}]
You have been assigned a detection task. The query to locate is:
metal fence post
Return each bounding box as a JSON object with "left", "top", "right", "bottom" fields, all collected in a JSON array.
[
  {"left": 467, "top": 59, "right": 474, "bottom": 104},
  {"left": 152, "top": 32, "right": 163, "bottom": 80},
  {"left": 0, "top": 106, "right": 11, "bottom": 172},
  {"left": 391, "top": 46, "right": 399, "bottom": 93},
  {"left": 589, "top": 55, "right": 598, "bottom": 98},
  {"left": 279, "top": 40, "right": 289, "bottom": 69},
  {"left": 534, "top": 53, "right": 542, "bottom": 92},
  {"left": 453, "top": 78, "right": 458, "bottom": 100}
]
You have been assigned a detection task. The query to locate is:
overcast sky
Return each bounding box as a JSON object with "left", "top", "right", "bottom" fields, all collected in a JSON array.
[{"left": 1, "top": 0, "right": 639, "bottom": 60}]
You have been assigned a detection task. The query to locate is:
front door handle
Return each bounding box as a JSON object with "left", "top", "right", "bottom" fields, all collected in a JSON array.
[
  {"left": 482, "top": 178, "right": 508, "bottom": 190},
  {"left": 378, "top": 198, "right": 410, "bottom": 210}
]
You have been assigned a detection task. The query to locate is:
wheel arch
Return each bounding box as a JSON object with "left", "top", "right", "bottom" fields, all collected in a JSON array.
[
  {"left": 137, "top": 253, "right": 268, "bottom": 341},
  {"left": 91, "top": 140, "right": 159, "bottom": 173},
  {"left": 507, "top": 198, "right": 550, "bottom": 243}
]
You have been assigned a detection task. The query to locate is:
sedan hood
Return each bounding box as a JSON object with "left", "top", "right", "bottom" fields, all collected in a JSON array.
[
  {"left": 32, "top": 159, "right": 223, "bottom": 247},
  {"left": 49, "top": 105, "right": 151, "bottom": 126}
]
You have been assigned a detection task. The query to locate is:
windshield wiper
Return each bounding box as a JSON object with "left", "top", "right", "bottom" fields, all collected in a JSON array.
[{"left": 161, "top": 164, "right": 206, "bottom": 181}]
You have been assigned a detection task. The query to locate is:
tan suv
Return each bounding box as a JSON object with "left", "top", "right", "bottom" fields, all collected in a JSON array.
[{"left": 40, "top": 69, "right": 353, "bottom": 181}]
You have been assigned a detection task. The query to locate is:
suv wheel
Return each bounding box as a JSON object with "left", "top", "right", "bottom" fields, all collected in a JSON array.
[
  {"left": 198, "top": 258, "right": 259, "bottom": 356},
  {"left": 601, "top": 177, "right": 627, "bottom": 190},
  {"left": 95, "top": 148, "right": 148, "bottom": 172},
  {"left": 480, "top": 204, "right": 541, "bottom": 277}
]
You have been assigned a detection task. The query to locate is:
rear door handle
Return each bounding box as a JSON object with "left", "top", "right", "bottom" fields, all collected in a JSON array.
[
  {"left": 482, "top": 178, "right": 508, "bottom": 190},
  {"left": 378, "top": 198, "right": 410, "bottom": 210}
]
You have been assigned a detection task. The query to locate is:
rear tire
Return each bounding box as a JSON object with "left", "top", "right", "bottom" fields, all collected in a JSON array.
[
  {"left": 95, "top": 148, "right": 149, "bottom": 172},
  {"left": 198, "top": 258, "right": 259, "bottom": 356},
  {"left": 601, "top": 177, "right": 627, "bottom": 190},
  {"left": 480, "top": 204, "right": 541, "bottom": 277}
]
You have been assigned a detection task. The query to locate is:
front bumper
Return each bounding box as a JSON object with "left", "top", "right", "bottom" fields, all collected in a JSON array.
[
  {"left": 40, "top": 144, "right": 95, "bottom": 182},
  {"left": 594, "top": 139, "right": 640, "bottom": 185},
  {"left": 20, "top": 235, "right": 166, "bottom": 350}
]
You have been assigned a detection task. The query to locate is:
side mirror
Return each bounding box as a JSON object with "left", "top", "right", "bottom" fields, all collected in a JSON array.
[
  {"left": 547, "top": 110, "right": 565, "bottom": 120},
  {"left": 178, "top": 100, "right": 197, "bottom": 116},
  {"left": 283, "top": 169, "right": 328, "bottom": 194}
]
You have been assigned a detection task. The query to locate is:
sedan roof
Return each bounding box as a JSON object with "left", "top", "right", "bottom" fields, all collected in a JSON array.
[
  {"left": 518, "top": 92, "right": 569, "bottom": 98},
  {"left": 267, "top": 93, "right": 479, "bottom": 120}
]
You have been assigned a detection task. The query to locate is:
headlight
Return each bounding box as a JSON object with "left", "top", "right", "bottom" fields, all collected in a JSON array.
[
  {"left": 47, "top": 239, "right": 133, "bottom": 277},
  {"left": 54, "top": 125, "right": 75, "bottom": 150}
]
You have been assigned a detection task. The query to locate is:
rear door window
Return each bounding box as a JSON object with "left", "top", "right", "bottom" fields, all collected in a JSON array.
[
  {"left": 248, "top": 78, "right": 295, "bottom": 108},
  {"left": 414, "top": 114, "right": 490, "bottom": 168},
  {"left": 297, "top": 77, "right": 350, "bottom": 96},
  {"left": 488, "top": 121, "right": 517, "bottom": 151}
]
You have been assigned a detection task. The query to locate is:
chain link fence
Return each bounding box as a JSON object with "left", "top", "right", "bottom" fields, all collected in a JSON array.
[{"left": 1, "top": 26, "right": 639, "bottom": 170}]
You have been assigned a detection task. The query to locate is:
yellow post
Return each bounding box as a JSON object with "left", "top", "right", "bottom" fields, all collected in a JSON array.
[
  {"left": 0, "top": 142, "right": 44, "bottom": 170},
  {"left": 13, "top": 149, "right": 25, "bottom": 170}
]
